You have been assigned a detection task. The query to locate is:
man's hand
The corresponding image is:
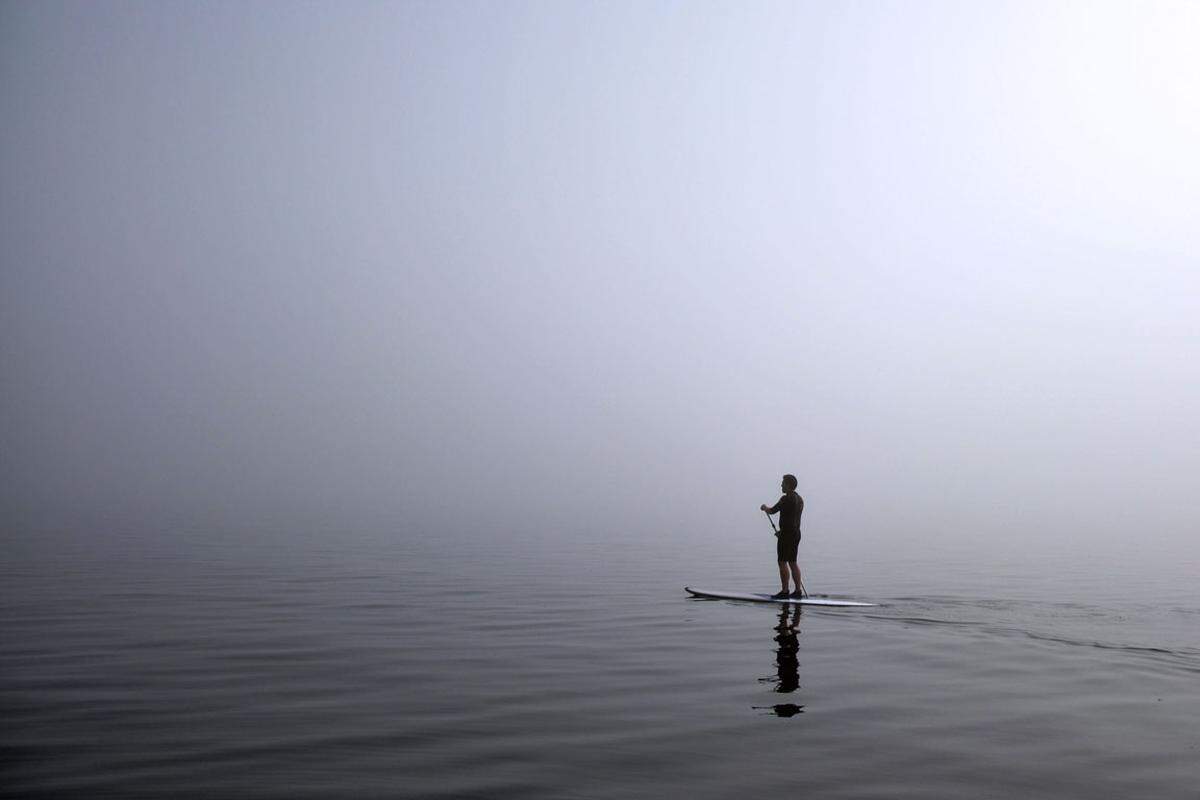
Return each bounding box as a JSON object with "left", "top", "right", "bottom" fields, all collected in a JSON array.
[{"left": 760, "top": 504, "right": 769, "bottom": 512}]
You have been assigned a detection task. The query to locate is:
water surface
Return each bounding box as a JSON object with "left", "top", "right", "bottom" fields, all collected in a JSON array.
[{"left": 3, "top": 527, "right": 1198, "bottom": 798}]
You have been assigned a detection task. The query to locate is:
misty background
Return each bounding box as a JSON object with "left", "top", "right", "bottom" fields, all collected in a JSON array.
[{"left": 3, "top": 1, "right": 1198, "bottom": 563}]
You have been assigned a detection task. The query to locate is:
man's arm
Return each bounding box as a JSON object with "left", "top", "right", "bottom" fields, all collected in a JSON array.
[{"left": 760, "top": 497, "right": 783, "bottom": 514}]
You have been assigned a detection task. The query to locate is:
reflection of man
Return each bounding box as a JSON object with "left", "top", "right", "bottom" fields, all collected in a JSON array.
[
  {"left": 754, "top": 605, "right": 804, "bottom": 716},
  {"left": 774, "top": 605, "right": 801, "bottom": 694},
  {"left": 760, "top": 474, "right": 805, "bottom": 599}
]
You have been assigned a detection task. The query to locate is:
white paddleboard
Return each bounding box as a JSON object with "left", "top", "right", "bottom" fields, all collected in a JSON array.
[{"left": 685, "top": 586, "right": 875, "bottom": 607}]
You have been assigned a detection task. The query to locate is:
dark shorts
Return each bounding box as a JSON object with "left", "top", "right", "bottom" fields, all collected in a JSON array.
[{"left": 776, "top": 531, "right": 800, "bottom": 563}]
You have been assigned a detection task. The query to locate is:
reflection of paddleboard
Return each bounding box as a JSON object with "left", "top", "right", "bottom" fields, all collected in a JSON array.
[{"left": 685, "top": 586, "right": 875, "bottom": 607}]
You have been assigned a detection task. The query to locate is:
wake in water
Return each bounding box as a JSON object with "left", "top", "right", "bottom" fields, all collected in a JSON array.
[{"left": 862, "top": 596, "right": 1200, "bottom": 674}]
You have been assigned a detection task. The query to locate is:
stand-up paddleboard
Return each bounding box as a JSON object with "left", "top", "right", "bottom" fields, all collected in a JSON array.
[{"left": 685, "top": 586, "right": 875, "bottom": 607}]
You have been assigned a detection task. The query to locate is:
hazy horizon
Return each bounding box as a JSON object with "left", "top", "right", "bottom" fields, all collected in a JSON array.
[{"left": 4, "top": 1, "right": 1199, "bottom": 554}]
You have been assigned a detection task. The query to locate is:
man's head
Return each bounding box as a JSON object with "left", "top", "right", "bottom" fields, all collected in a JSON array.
[{"left": 782, "top": 474, "right": 798, "bottom": 492}]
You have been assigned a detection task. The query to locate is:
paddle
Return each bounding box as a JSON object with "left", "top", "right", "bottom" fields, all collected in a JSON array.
[{"left": 764, "top": 510, "right": 807, "bottom": 597}]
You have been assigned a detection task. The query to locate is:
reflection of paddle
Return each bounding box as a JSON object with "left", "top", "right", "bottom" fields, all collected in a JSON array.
[{"left": 764, "top": 510, "right": 807, "bottom": 598}]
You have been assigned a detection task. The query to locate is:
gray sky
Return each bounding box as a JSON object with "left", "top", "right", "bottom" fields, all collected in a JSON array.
[{"left": 3, "top": 1, "right": 1198, "bottom": 549}]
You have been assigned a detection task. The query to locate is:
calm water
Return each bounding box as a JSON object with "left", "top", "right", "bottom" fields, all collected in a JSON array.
[{"left": 3, "top": 527, "right": 1199, "bottom": 798}]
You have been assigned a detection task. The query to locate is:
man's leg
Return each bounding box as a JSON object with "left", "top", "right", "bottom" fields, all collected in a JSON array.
[
  {"left": 788, "top": 562, "right": 803, "bottom": 596},
  {"left": 777, "top": 561, "right": 791, "bottom": 593}
]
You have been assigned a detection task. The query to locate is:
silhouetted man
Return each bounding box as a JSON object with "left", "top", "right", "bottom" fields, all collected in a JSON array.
[{"left": 761, "top": 474, "right": 804, "bottom": 599}]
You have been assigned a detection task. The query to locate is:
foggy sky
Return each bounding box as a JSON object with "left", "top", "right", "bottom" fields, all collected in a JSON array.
[{"left": 3, "top": 1, "right": 1198, "bottom": 550}]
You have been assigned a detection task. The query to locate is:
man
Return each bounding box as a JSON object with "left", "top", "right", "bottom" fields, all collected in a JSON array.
[{"left": 761, "top": 474, "right": 804, "bottom": 599}]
